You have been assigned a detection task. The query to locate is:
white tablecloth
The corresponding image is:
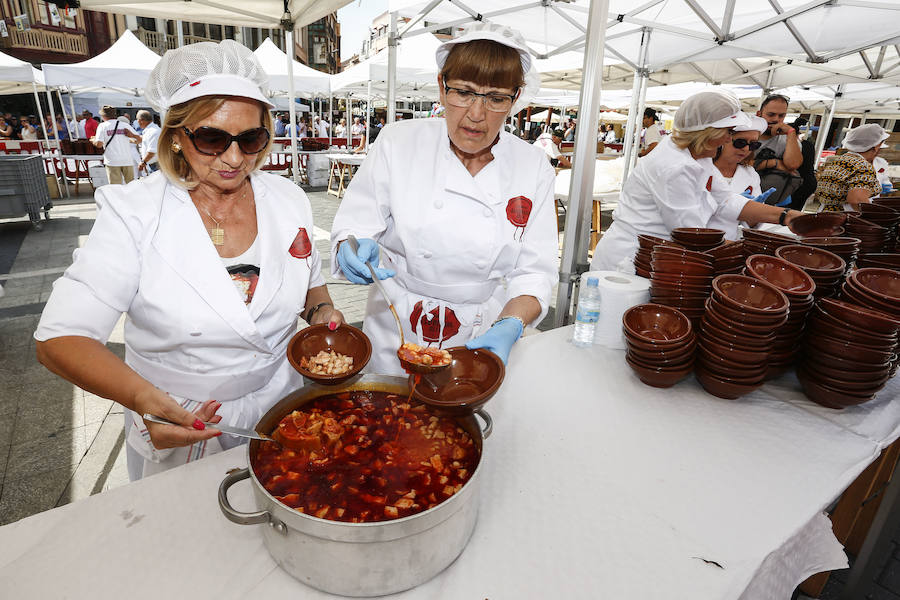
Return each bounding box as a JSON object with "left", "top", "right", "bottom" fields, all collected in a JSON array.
[{"left": 0, "top": 326, "right": 896, "bottom": 599}]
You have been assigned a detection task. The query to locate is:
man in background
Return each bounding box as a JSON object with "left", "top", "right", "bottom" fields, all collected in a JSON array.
[
  {"left": 638, "top": 108, "right": 663, "bottom": 156},
  {"left": 534, "top": 127, "right": 571, "bottom": 168},
  {"left": 81, "top": 110, "right": 98, "bottom": 140},
  {"left": 136, "top": 110, "right": 160, "bottom": 176}
]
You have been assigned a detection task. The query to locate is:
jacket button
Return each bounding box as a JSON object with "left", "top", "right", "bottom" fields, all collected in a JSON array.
[
  {"left": 423, "top": 251, "right": 432, "bottom": 258},
  {"left": 190, "top": 331, "right": 201, "bottom": 337}
]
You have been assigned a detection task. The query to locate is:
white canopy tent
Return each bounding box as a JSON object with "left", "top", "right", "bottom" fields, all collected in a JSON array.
[
  {"left": 389, "top": 0, "right": 900, "bottom": 327},
  {"left": 253, "top": 38, "right": 330, "bottom": 97},
  {"left": 79, "top": 0, "right": 351, "bottom": 29},
  {"left": 330, "top": 33, "right": 444, "bottom": 97},
  {"left": 42, "top": 30, "right": 160, "bottom": 91},
  {"left": 0, "top": 50, "right": 50, "bottom": 146}
]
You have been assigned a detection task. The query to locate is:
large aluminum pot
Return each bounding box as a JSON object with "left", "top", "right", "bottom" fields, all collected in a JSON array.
[{"left": 218, "top": 374, "right": 492, "bottom": 597}]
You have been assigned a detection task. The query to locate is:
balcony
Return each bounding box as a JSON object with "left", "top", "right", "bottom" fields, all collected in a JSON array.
[
  {"left": 137, "top": 28, "right": 217, "bottom": 56},
  {"left": 0, "top": 25, "right": 88, "bottom": 56}
]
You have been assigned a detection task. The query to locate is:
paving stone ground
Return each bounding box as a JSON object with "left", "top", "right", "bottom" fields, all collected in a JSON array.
[{"left": 0, "top": 184, "right": 896, "bottom": 599}]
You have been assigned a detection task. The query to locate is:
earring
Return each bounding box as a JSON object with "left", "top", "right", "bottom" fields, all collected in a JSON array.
[{"left": 171, "top": 141, "right": 182, "bottom": 153}]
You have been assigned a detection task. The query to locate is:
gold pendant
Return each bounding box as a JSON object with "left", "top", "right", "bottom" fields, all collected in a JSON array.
[{"left": 209, "top": 227, "right": 225, "bottom": 246}]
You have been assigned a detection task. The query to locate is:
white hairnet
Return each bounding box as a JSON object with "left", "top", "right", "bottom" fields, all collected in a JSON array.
[
  {"left": 435, "top": 22, "right": 538, "bottom": 114},
  {"left": 733, "top": 114, "right": 768, "bottom": 134},
  {"left": 674, "top": 88, "right": 750, "bottom": 132},
  {"left": 145, "top": 39, "right": 272, "bottom": 118},
  {"left": 842, "top": 124, "right": 890, "bottom": 152}
]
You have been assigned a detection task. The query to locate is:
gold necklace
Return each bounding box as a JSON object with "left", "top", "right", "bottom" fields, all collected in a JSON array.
[{"left": 194, "top": 185, "right": 249, "bottom": 246}]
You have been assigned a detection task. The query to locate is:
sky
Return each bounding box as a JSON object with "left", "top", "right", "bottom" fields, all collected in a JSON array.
[{"left": 338, "top": 0, "right": 390, "bottom": 59}]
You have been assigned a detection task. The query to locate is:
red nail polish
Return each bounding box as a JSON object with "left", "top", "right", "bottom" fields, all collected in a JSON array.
[
  {"left": 213, "top": 430, "right": 223, "bottom": 437},
  {"left": 328, "top": 322, "right": 337, "bottom": 331},
  {"left": 192, "top": 418, "right": 205, "bottom": 430}
]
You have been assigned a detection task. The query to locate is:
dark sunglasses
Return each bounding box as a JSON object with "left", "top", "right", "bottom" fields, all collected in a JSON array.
[
  {"left": 181, "top": 126, "right": 270, "bottom": 156},
  {"left": 732, "top": 139, "right": 762, "bottom": 151}
]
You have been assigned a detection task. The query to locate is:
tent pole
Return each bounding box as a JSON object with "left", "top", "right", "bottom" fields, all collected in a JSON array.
[
  {"left": 387, "top": 11, "right": 398, "bottom": 124},
  {"left": 554, "top": 0, "right": 611, "bottom": 328},
  {"left": 285, "top": 27, "right": 300, "bottom": 185},
  {"left": 814, "top": 84, "right": 843, "bottom": 164},
  {"left": 859, "top": 110, "right": 868, "bottom": 125},
  {"left": 630, "top": 64, "right": 650, "bottom": 174},
  {"left": 176, "top": 20, "right": 184, "bottom": 47},
  {"left": 32, "top": 82, "right": 47, "bottom": 145},
  {"left": 45, "top": 88, "right": 69, "bottom": 198},
  {"left": 55, "top": 89, "right": 69, "bottom": 138},
  {"left": 621, "top": 27, "right": 651, "bottom": 184},
  {"left": 67, "top": 91, "right": 78, "bottom": 139},
  {"left": 346, "top": 95, "right": 351, "bottom": 148},
  {"left": 328, "top": 94, "right": 332, "bottom": 142},
  {"left": 366, "top": 80, "right": 372, "bottom": 152}
]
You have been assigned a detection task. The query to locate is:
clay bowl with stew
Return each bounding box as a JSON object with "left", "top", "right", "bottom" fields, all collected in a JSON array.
[
  {"left": 411, "top": 347, "right": 504, "bottom": 415},
  {"left": 744, "top": 254, "right": 816, "bottom": 297},
  {"left": 287, "top": 324, "right": 372, "bottom": 385},
  {"left": 670, "top": 227, "right": 725, "bottom": 246},
  {"left": 775, "top": 245, "right": 845, "bottom": 274},
  {"left": 625, "top": 355, "right": 694, "bottom": 388},
  {"left": 694, "top": 364, "right": 764, "bottom": 400},
  {"left": 622, "top": 304, "right": 693, "bottom": 346},
  {"left": 788, "top": 212, "right": 847, "bottom": 237},
  {"left": 712, "top": 274, "right": 789, "bottom": 316},
  {"left": 796, "top": 369, "right": 876, "bottom": 409}
]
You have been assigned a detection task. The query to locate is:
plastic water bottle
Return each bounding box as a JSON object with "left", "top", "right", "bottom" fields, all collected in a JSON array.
[{"left": 573, "top": 277, "right": 601, "bottom": 347}]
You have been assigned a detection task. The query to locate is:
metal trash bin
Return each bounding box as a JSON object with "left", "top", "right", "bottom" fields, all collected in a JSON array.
[{"left": 0, "top": 155, "right": 52, "bottom": 230}]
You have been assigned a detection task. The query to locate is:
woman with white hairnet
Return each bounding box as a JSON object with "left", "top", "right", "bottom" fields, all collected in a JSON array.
[
  {"left": 592, "top": 89, "right": 802, "bottom": 272},
  {"left": 330, "top": 22, "right": 557, "bottom": 373},
  {"left": 34, "top": 40, "right": 344, "bottom": 479},
  {"left": 815, "top": 124, "right": 890, "bottom": 211}
]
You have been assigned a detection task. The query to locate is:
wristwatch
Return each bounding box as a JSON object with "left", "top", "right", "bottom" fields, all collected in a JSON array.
[{"left": 778, "top": 207, "right": 791, "bottom": 226}]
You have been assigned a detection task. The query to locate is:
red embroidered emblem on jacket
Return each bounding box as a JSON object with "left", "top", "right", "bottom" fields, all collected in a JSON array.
[
  {"left": 506, "top": 196, "right": 532, "bottom": 240},
  {"left": 706, "top": 176, "right": 713, "bottom": 192},
  {"left": 289, "top": 227, "right": 312, "bottom": 261},
  {"left": 410, "top": 302, "right": 461, "bottom": 345}
]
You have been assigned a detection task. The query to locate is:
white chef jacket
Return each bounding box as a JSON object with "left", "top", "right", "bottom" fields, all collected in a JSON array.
[
  {"left": 330, "top": 118, "right": 558, "bottom": 375},
  {"left": 708, "top": 164, "right": 761, "bottom": 240},
  {"left": 874, "top": 156, "right": 891, "bottom": 187},
  {"left": 592, "top": 136, "right": 748, "bottom": 272},
  {"left": 534, "top": 132, "right": 562, "bottom": 161},
  {"left": 140, "top": 122, "right": 161, "bottom": 165},
  {"left": 35, "top": 170, "right": 324, "bottom": 478},
  {"left": 641, "top": 124, "right": 664, "bottom": 150}
]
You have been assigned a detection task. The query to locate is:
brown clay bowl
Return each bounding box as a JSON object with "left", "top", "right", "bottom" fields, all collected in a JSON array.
[
  {"left": 650, "top": 259, "right": 715, "bottom": 276},
  {"left": 707, "top": 295, "right": 788, "bottom": 326},
  {"left": 740, "top": 228, "right": 796, "bottom": 244},
  {"left": 670, "top": 227, "right": 725, "bottom": 246},
  {"left": 622, "top": 303, "right": 693, "bottom": 345},
  {"left": 841, "top": 284, "right": 900, "bottom": 317},
  {"left": 625, "top": 354, "right": 694, "bottom": 388},
  {"left": 704, "top": 304, "right": 776, "bottom": 335},
  {"left": 849, "top": 268, "right": 900, "bottom": 302},
  {"left": 696, "top": 342, "right": 766, "bottom": 370},
  {"left": 873, "top": 198, "right": 900, "bottom": 209},
  {"left": 811, "top": 302, "right": 900, "bottom": 336},
  {"left": 624, "top": 330, "right": 695, "bottom": 352},
  {"left": 796, "top": 368, "right": 876, "bottom": 409},
  {"left": 707, "top": 241, "right": 744, "bottom": 259},
  {"left": 802, "top": 361, "right": 891, "bottom": 390},
  {"left": 410, "top": 347, "right": 504, "bottom": 415},
  {"left": 698, "top": 336, "right": 769, "bottom": 363},
  {"left": 788, "top": 212, "right": 847, "bottom": 237},
  {"left": 860, "top": 202, "right": 900, "bottom": 216},
  {"left": 635, "top": 266, "right": 652, "bottom": 279},
  {"left": 804, "top": 332, "right": 895, "bottom": 364},
  {"left": 652, "top": 246, "right": 714, "bottom": 265},
  {"left": 626, "top": 339, "right": 696, "bottom": 364},
  {"left": 744, "top": 254, "right": 816, "bottom": 297},
  {"left": 811, "top": 347, "right": 894, "bottom": 372},
  {"left": 799, "top": 236, "right": 861, "bottom": 251},
  {"left": 651, "top": 295, "right": 709, "bottom": 309},
  {"left": 857, "top": 253, "right": 900, "bottom": 270},
  {"left": 775, "top": 245, "right": 846, "bottom": 274},
  {"left": 650, "top": 272, "right": 714, "bottom": 285},
  {"left": 638, "top": 233, "right": 673, "bottom": 250},
  {"left": 806, "top": 320, "right": 895, "bottom": 350},
  {"left": 626, "top": 349, "right": 694, "bottom": 371},
  {"left": 698, "top": 359, "right": 767, "bottom": 383},
  {"left": 695, "top": 364, "right": 764, "bottom": 400},
  {"left": 650, "top": 279, "right": 712, "bottom": 294},
  {"left": 809, "top": 308, "right": 898, "bottom": 342},
  {"left": 712, "top": 274, "right": 790, "bottom": 315},
  {"left": 699, "top": 319, "right": 776, "bottom": 349},
  {"left": 287, "top": 324, "right": 372, "bottom": 385}
]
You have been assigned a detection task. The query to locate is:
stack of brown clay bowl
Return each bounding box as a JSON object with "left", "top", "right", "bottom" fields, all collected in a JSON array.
[
  {"left": 634, "top": 234, "right": 672, "bottom": 278},
  {"left": 844, "top": 215, "right": 891, "bottom": 254},
  {"left": 740, "top": 228, "right": 797, "bottom": 258},
  {"left": 874, "top": 196, "right": 900, "bottom": 211},
  {"left": 695, "top": 274, "right": 790, "bottom": 399},
  {"left": 743, "top": 254, "right": 816, "bottom": 376},
  {"left": 841, "top": 268, "right": 900, "bottom": 324},
  {"left": 649, "top": 245, "right": 714, "bottom": 324},
  {"left": 859, "top": 204, "right": 900, "bottom": 252},
  {"left": 857, "top": 253, "right": 900, "bottom": 271},
  {"left": 775, "top": 244, "right": 846, "bottom": 298},
  {"left": 798, "top": 298, "right": 900, "bottom": 409},
  {"left": 622, "top": 303, "right": 696, "bottom": 388},
  {"left": 706, "top": 240, "right": 745, "bottom": 275},
  {"left": 788, "top": 212, "right": 847, "bottom": 238},
  {"left": 799, "top": 237, "right": 861, "bottom": 271},
  {"left": 670, "top": 227, "right": 725, "bottom": 252}
]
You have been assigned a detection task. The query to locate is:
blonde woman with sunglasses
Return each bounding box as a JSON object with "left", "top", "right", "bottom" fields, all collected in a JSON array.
[{"left": 35, "top": 41, "right": 344, "bottom": 479}]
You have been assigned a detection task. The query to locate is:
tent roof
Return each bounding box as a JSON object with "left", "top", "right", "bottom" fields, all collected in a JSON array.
[
  {"left": 0, "top": 49, "right": 42, "bottom": 84},
  {"left": 253, "top": 38, "right": 331, "bottom": 96},
  {"left": 79, "top": 0, "right": 353, "bottom": 29},
  {"left": 42, "top": 30, "right": 160, "bottom": 90},
  {"left": 330, "top": 32, "right": 444, "bottom": 96}
]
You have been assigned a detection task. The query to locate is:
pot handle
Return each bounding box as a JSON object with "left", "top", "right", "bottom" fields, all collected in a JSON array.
[
  {"left": 475, "top": 409, "right": 492, "bottom": 440},
  {"left": 218, "top": 467, "right": 281, "bottom": 530}
]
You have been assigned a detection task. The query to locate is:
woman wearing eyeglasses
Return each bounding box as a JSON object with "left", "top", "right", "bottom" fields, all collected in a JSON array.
[
  {"left": 330, "top": 23, "right": 557, "bottom": 374},
  {"left": 34, "top": 40, "right": 344, "bottom": 479},
  {"left": 592, "top": 92, "right": 802, "bottom": 272}
]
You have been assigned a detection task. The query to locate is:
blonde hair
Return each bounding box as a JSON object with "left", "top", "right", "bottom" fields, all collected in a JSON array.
[
  {"left": 671, "top": 126, "right": 730, "bottom": 156},
  {"left": 157, "top": 96, "right": 273, "bottom": 190}
]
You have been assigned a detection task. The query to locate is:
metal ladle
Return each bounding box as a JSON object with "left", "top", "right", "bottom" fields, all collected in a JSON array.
[
  {"left": 345, "top": 235, "right": 449, "bottom": 375},
  {"left": 142, "top": 413, "right": 279, "bottom": 444}
]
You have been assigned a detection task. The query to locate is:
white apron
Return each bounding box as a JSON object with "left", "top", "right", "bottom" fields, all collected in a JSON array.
[{"left": 36, "top": 171, "right": 323, "bottom": 478}]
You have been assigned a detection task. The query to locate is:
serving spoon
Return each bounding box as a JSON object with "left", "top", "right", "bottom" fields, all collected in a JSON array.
[
  {"left": 345, "top": 235, "right": 449, "bottom": 375},
  {"left": 142, "top": 413, "right": 279, "bottom": 444}
]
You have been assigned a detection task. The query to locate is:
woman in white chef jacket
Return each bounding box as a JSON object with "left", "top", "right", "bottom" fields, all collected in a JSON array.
[
  {"left": 34, "top": 41, "right": 344, "bottom": 480},
  {"left": 330, "top": 23, "right": 557, "bottom": 375},
  {"left": 592, "top": 90, "right": 802, "bottom": 272}
]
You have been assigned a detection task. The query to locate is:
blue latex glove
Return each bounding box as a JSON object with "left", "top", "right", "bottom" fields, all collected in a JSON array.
[
  {"left": 883, "top": 183, "right": 894, "bottom": 194},
  {"left": 775, "top": 195, "right": 792, "bottom": 208},
  {"left": 465, "top": 317, "right": 524, "bottom": 365},
  {"left": 336, "top": 238, "right": 395, "bottom": 284},
  {"left": 740, "top": 187, "right": 777, "bottom": 204}
]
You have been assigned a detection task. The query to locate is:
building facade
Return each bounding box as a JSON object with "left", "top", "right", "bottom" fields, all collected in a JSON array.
[{"left": 0, "top": 0, "right": 105, "bottom": 63}]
